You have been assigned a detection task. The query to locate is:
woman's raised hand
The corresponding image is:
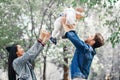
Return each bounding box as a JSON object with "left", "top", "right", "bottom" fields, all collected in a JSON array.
[{"left": 39, "top": 30, "right": 50, "bottom": 44}]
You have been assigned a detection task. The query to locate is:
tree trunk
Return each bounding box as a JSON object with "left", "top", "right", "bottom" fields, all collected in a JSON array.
[
  {"left": 63, "top": 58, "right": 68, "bottom": 80},
  {"left": 43, "top": 56, "right": 46, "bottom": 80},
  {"left": 63, "top": 46, "right": 69, "bottom": 80}
]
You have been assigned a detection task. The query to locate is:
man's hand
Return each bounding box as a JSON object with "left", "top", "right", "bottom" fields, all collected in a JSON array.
[{"left": 61, "top": 17, "right": 75, "bottom": 32}]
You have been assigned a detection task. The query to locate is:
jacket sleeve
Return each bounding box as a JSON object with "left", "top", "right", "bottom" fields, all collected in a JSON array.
[
  {"left": 13, "top": 41, "right": 44, "bottom": 65},
  {"left": 65, "top": 31, "right": 89, "bottom": 50}
]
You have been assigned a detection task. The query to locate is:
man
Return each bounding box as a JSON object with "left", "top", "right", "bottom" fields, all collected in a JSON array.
[{"left": 62, "top": 17, "right": 104, "bottom": 80}]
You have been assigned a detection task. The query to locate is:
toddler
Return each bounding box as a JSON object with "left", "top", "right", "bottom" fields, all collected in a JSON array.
[{"left": 50, "top": 7, "right": 84, "bottom": 45}]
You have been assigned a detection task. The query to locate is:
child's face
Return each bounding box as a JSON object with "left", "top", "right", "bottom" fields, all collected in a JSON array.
[
  {"left": 76, "top": 13, "right": 84, "bottom": 20},
  {"left": 76, "top": 8, "right": 85, "bottom": 20}
]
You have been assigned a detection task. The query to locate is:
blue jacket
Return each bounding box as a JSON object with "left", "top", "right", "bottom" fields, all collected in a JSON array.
[{"left": 65, "top": 31, "right": 96, "bottom": 79}]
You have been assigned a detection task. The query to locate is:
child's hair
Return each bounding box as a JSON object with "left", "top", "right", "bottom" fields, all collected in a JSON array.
[
  {"left": 93, "top": 33, "right": 104, "bottom": 48},
  {"left": 75, "top": 7, "right": 84, "bottom": 13},
  {"left": 75, "top": 7, "right": 85, "bottom": 19},
  {"left": 6, "top": 44, "right": 18, "bottom": 80}
]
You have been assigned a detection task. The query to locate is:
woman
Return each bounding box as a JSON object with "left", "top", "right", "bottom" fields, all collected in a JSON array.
[{"left": 6, "top": 30, "right": 50, "bottom": 80}]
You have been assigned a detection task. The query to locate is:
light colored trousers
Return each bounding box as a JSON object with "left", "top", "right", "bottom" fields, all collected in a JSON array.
[
  {"left": 52, "top": 17, "right": 64, "bottom": 39},
  {"left": 52, "top": 17, "right": 76, "bottom": 39}
]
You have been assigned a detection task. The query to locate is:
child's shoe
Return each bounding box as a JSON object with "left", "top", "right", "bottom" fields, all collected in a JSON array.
[
  {"left": 50, "top": 37, "right": 57, "bottom": 45},
  {"left": 62, "top": 35, "right": 67, "bottom": 39}
]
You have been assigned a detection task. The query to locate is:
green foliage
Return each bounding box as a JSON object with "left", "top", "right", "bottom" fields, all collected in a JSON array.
[
  {"left": 71, "top": 0, "right": 101, "bottom": 7},
  {"left": 71, "top": 1, "right": 76, "bottom": 6},
  {"left": 108, "top": 32, "right": 120, "bottom": 48},
  {"left": 108, "top": 0, "right": 119, "bottom": 3},
  {"left": 80, "top": 0, "right": 88, "bottom": 3},
  {"left": 0, "top": 0, "right": 24, "bottom": 69},
  {"left": 105, "top": 8, "right": 120, "bottom": 47},
  {"left": 0, "top": 0, "right": 10, "bottom": 3}
]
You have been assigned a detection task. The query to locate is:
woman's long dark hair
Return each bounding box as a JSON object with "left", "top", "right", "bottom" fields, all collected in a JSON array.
[{"left": 6, "top": 44, "right": 18, "bottom": 80}]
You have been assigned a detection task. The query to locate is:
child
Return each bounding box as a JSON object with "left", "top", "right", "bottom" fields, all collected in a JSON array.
[{"left": 50, "top": 7, "right": 84, "bottom": 45}]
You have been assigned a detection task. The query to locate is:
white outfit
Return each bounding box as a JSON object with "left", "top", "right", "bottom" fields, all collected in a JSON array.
[
  {"left": 63, "top": 7, "right": 76, "bottom": 25},
  {"left": 51, "top": 7, "right": 76, "bottom": 39}
]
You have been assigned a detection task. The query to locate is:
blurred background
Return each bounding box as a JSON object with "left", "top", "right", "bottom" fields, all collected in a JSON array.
[{"left": 0, "top": 0, "right": 120, "bottom": 80}]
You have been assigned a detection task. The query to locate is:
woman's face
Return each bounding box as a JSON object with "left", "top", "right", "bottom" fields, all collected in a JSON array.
[{"left": 16, "top": 45, "right": 24, "bottom": 57}]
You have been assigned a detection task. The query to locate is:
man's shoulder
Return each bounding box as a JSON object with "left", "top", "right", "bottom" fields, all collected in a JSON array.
[{"left": 84, "top": 44, "right": 94, "bottom": 51}]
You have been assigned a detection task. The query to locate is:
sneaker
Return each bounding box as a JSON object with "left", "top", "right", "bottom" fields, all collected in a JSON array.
[
  {"left": 50, "top": 37, "right": 57, "bottom": 45},
  {"left": 62, "top": 35, "right": 67, "bottom": 39}
]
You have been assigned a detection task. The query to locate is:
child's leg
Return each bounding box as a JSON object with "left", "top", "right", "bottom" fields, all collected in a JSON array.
[
  {"left": 52, "top": 18, "right": 62, "bottom": 39},
  {"left": 54, "top": 31, "right": 61, "bottom": 39},
  {"left": 55, "top": 28, "right": 64, "bottom": 39}
]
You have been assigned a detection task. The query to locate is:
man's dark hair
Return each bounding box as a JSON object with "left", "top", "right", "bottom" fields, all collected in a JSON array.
[{"left": 93, "top": 33, "right": 104, "bottom": 48}]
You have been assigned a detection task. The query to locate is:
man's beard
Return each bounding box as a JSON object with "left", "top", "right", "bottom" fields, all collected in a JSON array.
[{"left": 85, "top": 39, "right": 89, "bottom": 44}]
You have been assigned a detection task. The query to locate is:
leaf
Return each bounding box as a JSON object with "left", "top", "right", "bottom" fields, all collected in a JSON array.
[
  {"left": 71, "top": 1, "right": 76, "bottom": 7},
  {"left": 80, "top": 0, "right": 88, "bottom": 3}
]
